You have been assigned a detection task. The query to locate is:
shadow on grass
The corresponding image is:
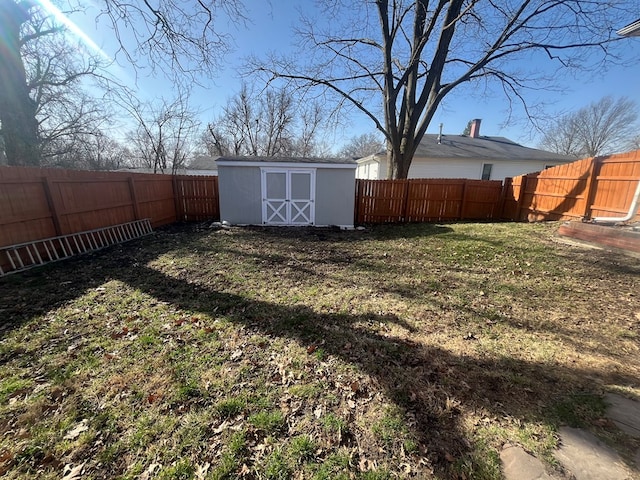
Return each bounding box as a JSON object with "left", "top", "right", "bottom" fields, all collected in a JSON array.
[
  {"left": 2, "top": 223, "right": 639, "bottom": 477},
  {"left": 108, "top": 261, "right": 637, "bottom": 477}
]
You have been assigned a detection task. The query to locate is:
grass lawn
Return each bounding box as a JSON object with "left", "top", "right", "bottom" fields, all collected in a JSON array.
[{"left": 1, "top": 222, "right": 639, "bottom": 479}]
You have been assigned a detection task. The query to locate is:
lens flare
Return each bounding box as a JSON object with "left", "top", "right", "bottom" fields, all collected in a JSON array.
[{"left": 35, "top": 0, "right": 112, "bottom": 62}]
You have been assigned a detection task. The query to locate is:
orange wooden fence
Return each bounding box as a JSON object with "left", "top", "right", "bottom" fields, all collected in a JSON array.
[
  {"left": 174, "top": 175, "right": 220, "bottom": 222},
  {"left": 355, "top": 178, "right": 504, "bottom": 223},
  {"left": 0, "top": 166, "right": 219, "bottom": 249},
  {"left": 504, "top": 150, "right": 640, "bottom": 222},
  {"left": 3, "top": 149, "right": 639, "bottom": 254}
]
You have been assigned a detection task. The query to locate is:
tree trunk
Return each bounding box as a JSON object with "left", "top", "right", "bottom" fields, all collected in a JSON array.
[
  {"left": 386, "top": 134, "right": 415, "bottom": 179},
  {"left": 0, "top": 1, "right": 40, "bottom": 166},
  {"left": 387, "top": 150, "right": 412, "bottom": 179}
]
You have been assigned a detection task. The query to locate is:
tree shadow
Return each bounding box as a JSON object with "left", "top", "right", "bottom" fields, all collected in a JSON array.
[
  {"left": 107, "top": 261, "right": 637, "bottom": 477},
  {"left": 2, "top": 223, "right": 639, "bottom": 477},
  {"left": 235, "top": 223, "right": 456, "bottom": 241}
]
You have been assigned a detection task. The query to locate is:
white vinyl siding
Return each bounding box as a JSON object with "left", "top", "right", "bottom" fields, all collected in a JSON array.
[
  {"left": 356, "top": 158, "right": 382, "bottom": 179},
  {"left": 357, "top": 155, "right": 569, "bottom": 180}
]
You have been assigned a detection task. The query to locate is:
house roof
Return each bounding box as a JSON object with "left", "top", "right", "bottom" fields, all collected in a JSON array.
[
  {"left": 618, "top": 18, "right": 640, "bottom": 37},
  {"left": 408, "top": 134, "right": 574, "bottom": 162},
  {"left": 216, "top": 156, "right": 356, "bottom": 165},
  {"left": 188, "top": 155, "right": 219, "bottom": 170}
]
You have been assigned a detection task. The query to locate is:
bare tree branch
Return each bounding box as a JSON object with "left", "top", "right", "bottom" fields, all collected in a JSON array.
[
  {"left": 540, "top": 96, "right": 639, "bottom": 157},
  {"left": 251, "top": 0, "right": 635, "bottom": 178},
  {"left": 97, "top": 0, "right": 246, "bottom": 79}
]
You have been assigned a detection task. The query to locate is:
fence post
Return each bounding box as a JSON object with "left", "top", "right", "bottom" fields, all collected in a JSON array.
[
  {"left": 498, "top": 178, "right": 510, "bottom": 220},
  {"left": 172, "top": 176, "right": 183, "bottom": 222},
  {"left": 354, "top": 179, "right": 362, "bottom": 225},
  {"left": 128, "top": 176, "right": 141, "bottom": 220},
  {"left": 582, "top": 157, "right": 600, "bottom": 220},
  {"left": 459, "top": 180, "right": 468, "bottom": 220},
  {"left": 401, "top": 179, "right": 411, "bottom": 222},
  {"left": 516, "top": 175, "right": 529, "bottom": 222},
  {"left": 41, "top": 176, "right": 63, "bottom": 236}
]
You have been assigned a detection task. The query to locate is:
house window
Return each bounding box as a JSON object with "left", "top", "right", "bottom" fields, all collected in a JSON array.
[{"left": 481, "top": 163, "right": 493, "bottom": 180}]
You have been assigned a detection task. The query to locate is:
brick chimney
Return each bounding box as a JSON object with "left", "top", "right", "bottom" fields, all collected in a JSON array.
[{"left": 469, "top": 118, "right": 482, "bottom": 138}]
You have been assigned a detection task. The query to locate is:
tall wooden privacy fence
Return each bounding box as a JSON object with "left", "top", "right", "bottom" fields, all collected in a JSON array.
[
  {"left": 3, "top": 148, "right": 639, "bottom": 254},
  {"left": 355, "top": 178, "right": 504, "bottom": 223},
  {"left": 355, "top": 149, "right": 640, "bottom": 224},
  {"left": 504, "top": 150, "right": 640, "bottom": 222},
  {"left": 0, "top": 166, "right": 219, "bottom": 249}
]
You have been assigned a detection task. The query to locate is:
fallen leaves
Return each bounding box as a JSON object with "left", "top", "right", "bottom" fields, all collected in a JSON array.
[
  {"left": 110, "top": 325, "right": 139, "bottom": 340},
  {"left": 61, "top": 462, "right": 85, "bottom": 480},
  {"left": 230, "top": 349, "right": 243, "bottom": 361},
  {"left": 147, "top": 393, "right": 163, "bottom": 404},
  {"left": 138, "top": 463, "right": 161, "bottom": 480},
  {"left": 0, "top": 450, "right": 14, "bottom": 477},
  {"left": 195, "top": 462, "right": 210, "bottom": 479},
  {"left": 63, "top": 420, "right": 89, "bottom": 440}
]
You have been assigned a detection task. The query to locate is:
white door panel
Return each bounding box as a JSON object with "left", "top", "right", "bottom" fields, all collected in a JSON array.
[
  {"left": 262, "top": 168, "right": 315, "bottom": 225},
  {"left": 263, "top": 171, "right": 288, "bottom": 224}
]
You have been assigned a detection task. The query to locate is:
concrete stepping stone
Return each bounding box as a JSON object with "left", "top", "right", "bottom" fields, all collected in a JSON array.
[
  {"left": 606, "top": 393, "right": 640, "bottom": 439},
  {"left": 554, "top": 427, "right": 633, "bottom": 480},
  {"left": 501, "top": 445, "right": 562, "bottom": 480}
]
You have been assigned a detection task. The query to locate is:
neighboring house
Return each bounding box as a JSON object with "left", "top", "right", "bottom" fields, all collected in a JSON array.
[
  {"left": 356, "top": 119, "right": 574, "bottom": 180},
  {"left": 184, "top": 155, "right": 219, "bottom": 176},
  {"left": 115, "top": 156, "right": 219, "bottom": 176}
]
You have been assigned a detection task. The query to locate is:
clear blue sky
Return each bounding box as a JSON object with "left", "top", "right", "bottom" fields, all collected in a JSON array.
[{"left": 69, "top": 1, "right": 640, "bottom": 150}]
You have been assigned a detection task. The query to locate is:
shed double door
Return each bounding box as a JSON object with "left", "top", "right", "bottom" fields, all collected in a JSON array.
[{"left": 261, "top": 169, "right": 315, "bottom": 225}]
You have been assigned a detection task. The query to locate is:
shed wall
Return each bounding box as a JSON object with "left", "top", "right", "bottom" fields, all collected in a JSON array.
[
  {"left": 219, "top": 164, "right": 355, "bottom": 227},
  {"left": 218, "top": 165, "right": 262, "bottom": 224},
  {"left": 315, "top": 169, "right": 355, "bottom": 227}
]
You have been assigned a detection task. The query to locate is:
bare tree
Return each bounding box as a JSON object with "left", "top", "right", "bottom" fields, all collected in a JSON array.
[
  {"left": 540, "top": 96, "right": 638, "bottom": 158},
  {"left": 254, "top": 1, "right": 635, "bottom": 178},
  {"left": 0, "top": 0, "right": 112, "bottom": 166},
  {"left": 339, "top": 132, "right": 385, "bottom": 158},
  {"left": 203, "top": 85, "right": 328, "bottom": 157},
  {"left": 23, "top": 11, "right": 110, "bottom": 162},
  {"left": 47, "top": 131, "right": 132, "bottom": 170},
  {"left": 124, "top": 89, "right": 200, "bottom": 174},
  {"left": 295, "top": 101, "right": 328, "bottom": 157},
  {"left": 0, "top": 0, "right": 41, "bottom": 165},
  {"left": 0, "top": 0, "right": 244, "bottom": 167},
  {"left": 98, "top": 0, "right": 245, "bottom": 77}
]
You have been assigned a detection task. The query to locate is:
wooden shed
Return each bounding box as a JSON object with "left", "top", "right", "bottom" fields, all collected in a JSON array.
[{"left": 216, "top": 156, "right": 356, "bottom": 228}]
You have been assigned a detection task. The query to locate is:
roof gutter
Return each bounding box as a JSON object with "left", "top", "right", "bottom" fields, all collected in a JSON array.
[
  {"left": 592, "top": 179, "right": 640, "bottom": 224},
  {"left": 617, "top": 19, "right": 640, "bottom": 37}
]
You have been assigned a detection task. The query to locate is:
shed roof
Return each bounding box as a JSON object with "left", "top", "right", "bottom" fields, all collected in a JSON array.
[
  {"left": 411, "top": 134, "right": 574, "bottom": 162},
  {"left": 216, "top": 156, "right": 356, "bottom": 165}
]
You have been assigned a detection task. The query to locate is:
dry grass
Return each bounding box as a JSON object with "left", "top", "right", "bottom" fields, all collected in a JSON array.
[{"left": 0, "top": 221, "right": 639, "bottom": 479}]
